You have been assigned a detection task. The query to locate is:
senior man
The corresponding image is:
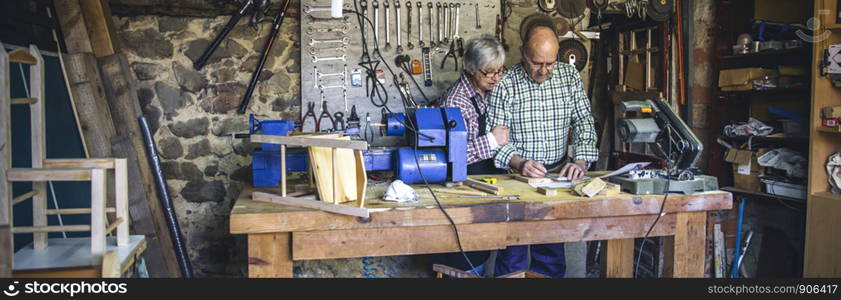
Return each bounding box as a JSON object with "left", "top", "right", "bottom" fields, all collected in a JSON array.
[{"left": 485, "top": 17, "right": 598, "bottom": 278}]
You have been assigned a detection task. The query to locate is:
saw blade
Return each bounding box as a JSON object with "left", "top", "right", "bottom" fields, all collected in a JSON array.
[{"left": 558, "top": 38, "right": 588, "bottom": 72}]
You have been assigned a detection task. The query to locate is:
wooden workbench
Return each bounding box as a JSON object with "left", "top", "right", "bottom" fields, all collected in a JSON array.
[{"left": 230, "top": 176, "right": 732, "bottom": 278}]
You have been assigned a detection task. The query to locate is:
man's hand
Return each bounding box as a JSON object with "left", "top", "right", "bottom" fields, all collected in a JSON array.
[
  {"left": 521, "top": 160, "right": 547, "bottom": 178},
  {"left": 491, "top": 125, "right": 509, "bottom": 146},
  {"left": 558, "top": 160, "right": 587, "bottom": 181}
]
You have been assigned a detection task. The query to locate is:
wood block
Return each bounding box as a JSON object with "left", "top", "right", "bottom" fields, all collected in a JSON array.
[
  {"left": 537, "top": 187, "right": 558, "bottom": 196},
  {"left": 252, "top": 192, "right": 369, "bottom": 218},
  {"left": 465, "top": 178, "right": 503, "bottom": 195},
  {"left": 598, "top": 183, "right": 621, "bottom": 196},
  {"left": 573, "top": 178, "right": 607, "bottom": 198},
  {"left": 512, "top": 175, "right": 553, "bottom": 184}
]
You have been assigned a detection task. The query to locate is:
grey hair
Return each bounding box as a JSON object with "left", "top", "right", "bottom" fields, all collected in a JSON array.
[{"left": 463, "top": 35, "right": 506, "bottom": 73}]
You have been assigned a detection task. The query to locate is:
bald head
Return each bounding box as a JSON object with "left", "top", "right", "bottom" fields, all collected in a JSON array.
[
  {"left": 524, "top": 27, "right": 559, "bottom": 56},
  {"left": 522, "top": 26, "right": 559, "bottom": 84}
]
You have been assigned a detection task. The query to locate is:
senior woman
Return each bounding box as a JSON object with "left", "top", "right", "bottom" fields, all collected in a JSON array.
[
  {"left": 429, "top": 36, "right": 507, "bottom": 275},
  {"left": 440, "top": 36, "right": 509, "bottom": 175}
]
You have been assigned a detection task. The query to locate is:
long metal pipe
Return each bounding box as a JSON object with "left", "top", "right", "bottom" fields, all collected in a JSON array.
[{"left": 139, "top": 116, "right": 194, "bottom": 278}]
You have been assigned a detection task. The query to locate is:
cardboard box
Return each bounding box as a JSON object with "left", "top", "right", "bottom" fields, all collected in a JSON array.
[
  {"left": 718, "top": 68, "right": 778, "bottom": 91},
  {"left": 822, "top": 106, "right": 841, "bottom": 118},
  {"left": 724, "top": 148, "right": 765, "bottom": 192}
]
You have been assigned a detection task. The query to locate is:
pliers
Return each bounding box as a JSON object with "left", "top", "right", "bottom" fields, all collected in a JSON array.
[
  {"left": 440, "top": 40, "right": 458, "bottom": 72},
  {"left": 316, "top": 101, "right": 334, "bottom": 132},
  {"left": 302, "top": 101, "right": 317, "bottom": 132}
]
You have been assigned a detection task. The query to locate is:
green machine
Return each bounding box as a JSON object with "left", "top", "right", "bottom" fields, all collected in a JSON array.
[{"left": 610, "top": 98, "right": 718, "bottom": 195}]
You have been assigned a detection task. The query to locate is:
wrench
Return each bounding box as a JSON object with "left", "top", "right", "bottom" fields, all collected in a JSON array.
[
  {"left": 406, "top": 2, "right": 413, "bottom": 50},
  {"left": 396, "top": 1, "right": 403, "bottom": 54},
  {"left": 436, "top": 3, "right": 442, "bottom": 46},
  {"left": 309, "top": 37, "right": 350, "bottom": 46},
  {"left": 373, "top": 0, "right": 380, "bottom": 44},
  {"left": 303, "top": 5, "right": 331, "bottom": 14},
  {"left": 453, "top": 3, "right": 460, "bottom": 40},
  {"left": 442, "top": 3, "right": 448, "bottom": 44},
  {"left": 361, "top": 0, "right": 369, "bottom": 46},
  {"left": 312, "top": 54, "right": 347, "bottom": 63},
  {"left": 449, "top": 3, "right": 455, "bottom": 41},
  {"left": 307, "top": 25, "right": 350, "bottom": 35},
  {"left": 384, "top": 0, "right": 391, "bottom": 51},
  {"left": 307, "top": 15, "right": 349, "bottom": 22},
  {"left": 416, "top": 2, "right": 423, "bottom": 48},
  {"left": 474, "top": 3, "right": 481, "bottom": 29},
  {"left": 309, "top": 46, "right": 348, "bottom": 55},
  {"left": 427, "top": 2, "right": 434, "bottom": 47}
]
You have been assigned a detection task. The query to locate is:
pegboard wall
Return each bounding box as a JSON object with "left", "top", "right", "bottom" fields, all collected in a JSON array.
[{"left": 300, "top": 0, "right": 499, "bottom": 146}]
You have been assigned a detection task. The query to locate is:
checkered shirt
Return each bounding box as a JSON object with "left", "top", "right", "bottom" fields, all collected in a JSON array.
[
  {"left": 441, "top": 73, "right": 495, "bottom": 165},
  {"left": 486, "top": 62, "right": 599, "bottom": 169}
]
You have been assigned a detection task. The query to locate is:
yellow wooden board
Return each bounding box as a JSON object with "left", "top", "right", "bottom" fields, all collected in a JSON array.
[{"left": 307, "top": 135, "right": 358, "bottom": 203}]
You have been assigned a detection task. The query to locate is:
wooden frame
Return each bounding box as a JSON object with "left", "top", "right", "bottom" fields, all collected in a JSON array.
[
  {"left": 1, "top": 44, "right": 132, "bottom": 268},
  {"left": 249, "top": 134, "right": 368, "bottom": 217}
]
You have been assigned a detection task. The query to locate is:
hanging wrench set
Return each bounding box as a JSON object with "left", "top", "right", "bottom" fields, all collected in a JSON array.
[{"left": 301, "top": 0, "right": 496, "bottom": 138}]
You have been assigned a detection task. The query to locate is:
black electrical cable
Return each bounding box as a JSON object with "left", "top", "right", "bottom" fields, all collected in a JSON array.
[
  {"left": 347, "top": 2, "right": 478, "bottom": 275},
  {"left": 634, "top": 125, "right": 672, "bottom": 277}
]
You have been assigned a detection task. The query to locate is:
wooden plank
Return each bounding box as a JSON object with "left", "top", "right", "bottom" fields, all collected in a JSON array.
[
  {"left": 10, "top": 98, "right": 38, "bottom": 105},
  {"left": 248, "top": 233, "right": 292, "bottom": 278},
  {"left": 12, "top": 225, "right": 92, "bottom": 233},
  {"left": 100, "top": 54, "right": 180, "bottom": 277},
  {"left": 230, "top": 186, "right": 731, "bottom": 234},
  {"left": 804, "top": 191, "right": 841, "bottom": 277},
  {"left": 90, "top": 168, "right": 106, "bottom": 262},
  {"left": 6, "top": 168, "right": 93, "bottom": 181},
  {"left": 465, "top": 178, "right": 503, "bottom": 195},
  {"left": 104, "top": 217, "right": 124, "bottom": 234},
  {"left": 506, "top": 214, "right": 676, "bottom": 246},
  {"left": 29, "top": 44, "right": 47, "bottom": 251},
  {"left": 54, "top": 0, "right": 95, "bottom": 53},
  {"left": 8, "top": 48, "right": 37, "bottom": 65},
  {"left": 62, "top": 53, "right": 116, "bottom": 158},
  {"left": 713, "top": 223, "right": 726, "bottom": 278},
  {"left": 604, "top": 239, "right": 635, "bottom": 278},
  {"left": 537, "top": 187, "right": 557, "bottom": 196},
  {"left": 512, "top": 175, "right": 552, "bottom": 184},
  {"left": 280, "top": 145, "right": 286, "bottom": 197},
  {"left": 114, "top": 158, "right": 129, "bottom": 246},
  {"left": 673, "top": 211, "right": 706, "bottom": 278},
  {"left": 433, "top": 188, "right": 488, "bottom": 196},
  {"left": 292, "top": 223, "right": 508, "bottom": 260},
  {"left": 44, "top": 158, "right": 115, "bottom": 169},
  {"left": 0, "top": 43, "right": 10, "bottom": 276},
  {"left": 355, "top": 150, "right": 366, "bottom": 208},
  {"left": 78, "top": 0, "right": 120, "bottom": 57},
  {"left": 100, "top": 250, "right": 120, "bottom": 278},
  {"left": 47, "top": 208, "right": 116, "bottom": 215},
  {"left": 252, "top": 192, "right": 369, "bottom": 218},
  {"left": 12, "top": 191, "right": 39, "bottom": 205},
  {"left": 307, "top": 135, "right": 358, "bottom": 204},
  {"left": 251, "top": 134, "right": 369, "bottom": 150}
]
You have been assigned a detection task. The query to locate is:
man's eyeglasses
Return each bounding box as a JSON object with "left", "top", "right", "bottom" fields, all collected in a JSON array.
[
  {"left": 478, "top": 68, "right": 506, "bottom": 78},
  {"left": 522, "top": 54, "right": 556, "bottom": 71}
]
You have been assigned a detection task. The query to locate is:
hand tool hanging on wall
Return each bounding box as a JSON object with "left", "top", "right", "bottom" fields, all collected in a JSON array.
[
  {"left": 316, "top": 101, "right": 335, "bottom": 132},
  {"left": 384, "top": 0, "right": 392, "bottom": 51},
  {"left": 406, "top": 2, "right": 414, "bottom": 50},
  {"left": 373, "top": 0, "right": 380, "bottom": 45},
  {"left": 193, "top": 0, "right": 256, "bottom": 70},
  {"left": 303, "top": 101, "right": 318, "bottom": 131},
  {"left": 417, "top": 2, "right": 424, "bottom": 48},
  {"left": 442, "top": 3, "right": 449, "bottom": 44},
  {"left": 436, "top": 3, "right": 443, "bottom": 46},
  {"left": 422, "top": 47, "right": 433, "bottom": 86},
  {"left": 396, "top": 1, "right": 404, "bottom": 54},
  {"left": 426, "top": 2, "right": 434, "bottom": 48},
  {"left": 453, "top": 3, "right": 463, "bottom": 57},
  {"left": 473, "top": 3, "right": 481, "bottom": 29},
  {"left": 238, "top": 0, "right": 292, "bottom": 114}
]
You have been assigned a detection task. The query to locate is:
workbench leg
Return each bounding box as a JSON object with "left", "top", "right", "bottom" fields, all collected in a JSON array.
[
  {"left": 603, "top": 239, "right": 634, "bottom": 278},
  {"left": 673, "top": 212, "right": 706, "bottom": 278},
  {"left": 248, "top": 233, "right": 293, "bottom": 278}
]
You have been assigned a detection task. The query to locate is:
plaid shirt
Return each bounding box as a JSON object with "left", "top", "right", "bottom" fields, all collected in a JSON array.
[
  {"left": 441, "top": 73, "right": 495, "bottom": 165},
  {"left": 486, "top": 63, "right": 599, "bottom": 169}
]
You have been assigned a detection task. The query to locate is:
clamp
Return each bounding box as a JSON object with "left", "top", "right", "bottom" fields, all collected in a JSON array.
[
  {"left": 481, "top": 177, "right": 498, "bottom": 185},
  {"left": 302, "top": 102, "right": 317, "bottom": 132}
]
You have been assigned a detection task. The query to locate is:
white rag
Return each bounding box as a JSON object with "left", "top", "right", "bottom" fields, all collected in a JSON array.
[{"left": 383, "top": 180, "right": 418, "bottom": 203}]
